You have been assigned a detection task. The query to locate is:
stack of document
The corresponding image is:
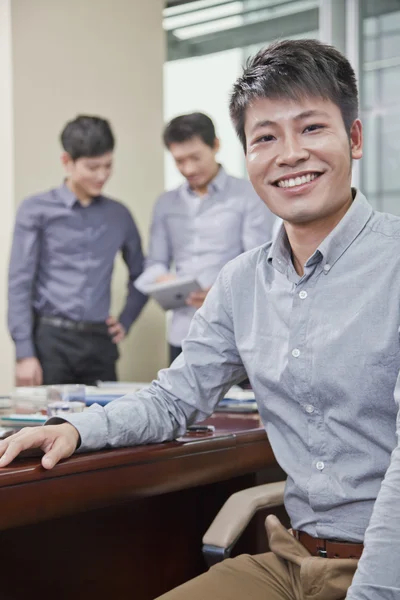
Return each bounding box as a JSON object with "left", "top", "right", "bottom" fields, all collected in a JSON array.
[
  {"left": 85, "top": 382, "right": 151, "bottom": 406},
  {"left": 216, "top": 386, "right": 258, "bottom": 413}
]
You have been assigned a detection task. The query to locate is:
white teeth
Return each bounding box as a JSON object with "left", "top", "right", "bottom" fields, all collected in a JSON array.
[{"left": 277, "top": 172, "right": 319, "bottom": 188}]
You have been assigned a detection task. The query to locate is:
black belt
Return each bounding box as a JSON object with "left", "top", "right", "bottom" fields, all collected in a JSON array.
[{"left": 39, "top": 316, "right": 108, "bottom": 334}]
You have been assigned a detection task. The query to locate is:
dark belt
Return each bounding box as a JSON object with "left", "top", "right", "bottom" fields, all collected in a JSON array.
[
  {"left": 293, "top": 530, "right": 364, "bottom": 559},
  {"left": 39, "top": 316, "right": 108, "bottom": 334}
]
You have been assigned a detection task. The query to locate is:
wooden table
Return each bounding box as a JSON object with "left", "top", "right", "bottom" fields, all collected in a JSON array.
[{"left": 0, "top": 413, "right": 285, "bottom": 600}]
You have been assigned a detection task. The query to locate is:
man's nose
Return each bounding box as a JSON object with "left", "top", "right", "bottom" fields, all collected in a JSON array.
[{"left": 276, "top": 135, "right": 309, "bottom": 167}]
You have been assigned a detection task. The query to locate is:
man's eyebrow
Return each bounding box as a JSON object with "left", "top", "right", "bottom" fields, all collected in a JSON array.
[
  {"left": 294, "top": 109, "right": 330, "bottom": 121},
  {"left": 249, "top": 110, "right": 330, "bottom": 135}
]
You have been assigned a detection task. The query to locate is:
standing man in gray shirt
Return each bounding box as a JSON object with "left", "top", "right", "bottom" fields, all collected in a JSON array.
[
  {"left": 1, "top": 40, "right": 399, "bottom": 599},
  {"left": 135, "top": 112, "right": 275, "bottom": 364},
  {"left": 8, "top": 115, "right": 147, "bottom": 386}
]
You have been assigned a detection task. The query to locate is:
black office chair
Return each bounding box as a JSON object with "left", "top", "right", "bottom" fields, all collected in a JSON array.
[{"left": 202, "top": 480, "right": 286, "bottom": 567}]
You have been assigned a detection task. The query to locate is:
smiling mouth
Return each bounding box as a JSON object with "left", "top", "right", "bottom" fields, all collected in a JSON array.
[{"left": 273, "top": 172, "right": 322, "bottom": 189}]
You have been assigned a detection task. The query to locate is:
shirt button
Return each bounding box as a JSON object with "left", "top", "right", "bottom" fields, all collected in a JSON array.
[
  {"left": 323, "top": 264, "right": 331, "bottom": 272},
  {"left": 292, "top": 348, "right": 301, "bottom": 358},
  {"left": 299, "top": 290, "right": 308, "bottom": 299},
  {"left": 305, "top": 404, "right": 315, "bottom": 414},
  {"left": 316, "top": 461, "right": 325, "bottom": 471}
]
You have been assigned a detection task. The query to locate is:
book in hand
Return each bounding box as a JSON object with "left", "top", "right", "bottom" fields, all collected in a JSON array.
[{"left": 146, "top": 277, "right": 202, "bottom": 310}]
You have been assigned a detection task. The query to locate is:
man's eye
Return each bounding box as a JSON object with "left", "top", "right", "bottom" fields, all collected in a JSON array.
[
  {"left": 304, "top": 124, "right": 324, "bottom": 133},
  {"left": 255, "top": 135, "right": 275, "bottom": 143}
]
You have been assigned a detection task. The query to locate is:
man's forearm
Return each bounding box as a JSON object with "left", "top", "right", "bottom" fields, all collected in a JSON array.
[
  {"left": 119, "top": 287, "right": 148, "bottom": 332},
  {"left": 346, "top": 443, "right": 400, "bottom": 599}
]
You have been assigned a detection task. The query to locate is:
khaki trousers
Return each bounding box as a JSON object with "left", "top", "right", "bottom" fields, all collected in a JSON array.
[{"left": 157, "top": 516, "right": 358, "bottom": 600}]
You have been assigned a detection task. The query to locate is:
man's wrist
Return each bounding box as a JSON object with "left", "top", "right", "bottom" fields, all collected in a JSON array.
[{"left": 118, "top": 315, "right": 131, "bottom": 333}]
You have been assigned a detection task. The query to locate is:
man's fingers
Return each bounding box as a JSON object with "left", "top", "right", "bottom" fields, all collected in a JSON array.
[
  {"left": 16, "top": 375, "right": 34, "bottom": 386},
  {"left": 33, "top": 368, "right": 43, "bottom": 387},
  {"left": 41, "top": 436, "right": 75, "bottom": 470},
  {"left": 0, "top": 428, "right": 46, "bottom": 467}
]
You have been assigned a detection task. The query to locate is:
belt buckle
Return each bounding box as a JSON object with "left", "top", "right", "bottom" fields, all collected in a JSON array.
[{"left": 317, "top": 546, "right": 328, "bottom": 558}]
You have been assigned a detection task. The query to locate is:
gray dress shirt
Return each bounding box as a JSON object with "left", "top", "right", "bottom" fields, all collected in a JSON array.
[
  {"left": 8, "top": 183, "right": 147, "bottom": 359},
  {"left": 134, "top": 167, "right": 275, "bottom": 346},
  {"left": 65, "top": 191, "right": 400, "bottom": 564}
]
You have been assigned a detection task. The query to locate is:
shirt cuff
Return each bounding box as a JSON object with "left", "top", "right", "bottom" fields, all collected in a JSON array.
[
  {"left": 47, "top": 404, "right": 109, "bottom": 452},
  {"left": 134, "top": 264, "right": 168, "bottom": 294},
  {"left": 15, "top": 338, "right": 36, "bottom": 360}
]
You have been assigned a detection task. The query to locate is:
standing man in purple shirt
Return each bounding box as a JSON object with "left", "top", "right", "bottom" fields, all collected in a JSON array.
[{"left": 8, "top": 115, "right": 147, "bottom": 387}]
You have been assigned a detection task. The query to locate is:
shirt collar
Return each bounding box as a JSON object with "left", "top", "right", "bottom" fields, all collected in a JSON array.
[
  {"left": 58, "top": 182, "right": 78, "bottom": 207},
  {"left": 58, "top": 181, "right": 103, "bottom": 208},
  {"left": 182, "top": 165, "right": 228, "bottom": 197},
  {"left": 267, "top": 189, "right": 373, "bottom": 275}
]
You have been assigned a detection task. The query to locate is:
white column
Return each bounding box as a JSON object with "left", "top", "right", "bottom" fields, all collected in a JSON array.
[
  {"left": 0, "top": 0, "right": 16, "bottom": 393},
  {"left": 346, "top": 0, "right": 363, "bottom": 188},
  {"left": 319, "top": 0, "right": 347, "bottom": 52}
]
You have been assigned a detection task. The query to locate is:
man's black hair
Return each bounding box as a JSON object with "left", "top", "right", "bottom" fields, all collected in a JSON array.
[
  {"left": 230, "top": 39, "right": 359, "bottom": 151},
  {"left": 163, "top": 112, "right": 217, "bottom": 149},
  {"left": 60, "top": 115, "right": 115, "bottom": 160}
]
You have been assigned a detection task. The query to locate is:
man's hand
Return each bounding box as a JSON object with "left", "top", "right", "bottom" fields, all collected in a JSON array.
[
  {"left": 0, "top": 423, "right": 80, "bottom": 469},
  {"left": 186, "top": 287, "right": 211, "bottom": 309},
  {"left": 106, "top": 316, "right": 126, "bottom": 344},
  {"left": 156, "top": 274, "right": 177, "bottom": 284},
  {"left": 16, "top": 357, "right": 43, "bottom": 387}
]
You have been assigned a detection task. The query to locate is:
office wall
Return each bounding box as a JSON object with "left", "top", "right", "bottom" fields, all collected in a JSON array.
[
  {"left": 0, "top": 0, "right": 15, "bottom": 392},
  {"left": 9, "top": 0, "right": 166, "bottom": 383}
]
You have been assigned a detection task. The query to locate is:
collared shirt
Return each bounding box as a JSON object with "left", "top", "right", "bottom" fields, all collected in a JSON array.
[
  {"left": 66, "top": 190, "right": 400, "bottom": 549},
  {"left": 8, "top": 183, "right": 147, "bottom": 359},
  {"left": 134, "top": 167, "right": 275, "bottom": 346}
]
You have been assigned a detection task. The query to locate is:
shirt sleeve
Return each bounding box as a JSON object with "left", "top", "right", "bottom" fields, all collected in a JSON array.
[
  {"left": 346, "top": 388, "right": 400, "bottom": 600},
  {"left": 59, "top": 267, "right": 247, "bottom": 451},
  {"left": 242, "top": 185, "right": 276, "bottom": 251},
  {"left": 134, "top": 196, "right": 172, "bottom": 293},
  {"left": 8, "top": 199, "right": 41, "bottom": 360},
  {"left": 118, "top": 211, "right": 148, "bottom": 332}
]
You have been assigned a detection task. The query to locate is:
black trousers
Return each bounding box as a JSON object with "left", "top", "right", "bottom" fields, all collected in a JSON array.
[
  {"left": 169, "top": 344, "right": 182, "bottom": 365},
  {"left": 35, "top": 321, "right": 118, "bottom": 385}
]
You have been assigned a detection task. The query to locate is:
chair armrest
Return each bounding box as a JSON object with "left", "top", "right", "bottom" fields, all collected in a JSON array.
[{"left": 202, "top": 480, "right": 286, "bottom": 565}]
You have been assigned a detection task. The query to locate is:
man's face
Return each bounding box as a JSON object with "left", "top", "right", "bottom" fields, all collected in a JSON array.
[
  {"left": 244, "top": 96, "right": 362, "bottom": 225},
  {"left": 63, "top": 151, "right": 113, "bottom": 197},
  {"left": 168, "top": 136, "right": 219, "bottom": 191}
]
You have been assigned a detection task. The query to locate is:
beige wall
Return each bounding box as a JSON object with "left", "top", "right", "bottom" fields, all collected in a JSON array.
[
  {"left": 9, "top": 0, "right": 167, "bottom": 383},
  {"left": 0, "top": 0, "right": 15, "bottom": 392}
]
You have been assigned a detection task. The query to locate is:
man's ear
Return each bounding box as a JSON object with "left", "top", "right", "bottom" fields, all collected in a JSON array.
[
  {"left": 350, "top": 119, "right": 363, "bottom": 160},
  {"left": 213, "top": 137, "right": 221, "bottom": 154}
]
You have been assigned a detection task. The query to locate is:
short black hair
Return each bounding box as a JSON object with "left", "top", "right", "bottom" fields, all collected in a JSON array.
[
  {"left": 230, "top": 39, "right": 359, "bottom": 151},
  {"left": 60, "top": 115, "right": 115, "bottom": 160},
  {"left": 163, "top": 112, "right": 217, "bottom": 149}
]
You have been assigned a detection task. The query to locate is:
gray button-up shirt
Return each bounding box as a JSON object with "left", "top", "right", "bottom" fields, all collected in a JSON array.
[
  {"left": 134, "top": 167, "right": 275, "bottom": 346},
  {"left": 65, "top": 190, "right": 399, "bottom": 549},
  {"left": 8, "top": 183, "right": 147, "bottom": 359}
]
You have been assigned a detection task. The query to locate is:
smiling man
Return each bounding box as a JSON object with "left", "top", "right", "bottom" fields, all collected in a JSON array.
[
  {"left": 1, "top": 40, "right": 400, "bottom": 599},
  {"left": 8, "top": 115, "right": 147, "bottom": 386}
]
